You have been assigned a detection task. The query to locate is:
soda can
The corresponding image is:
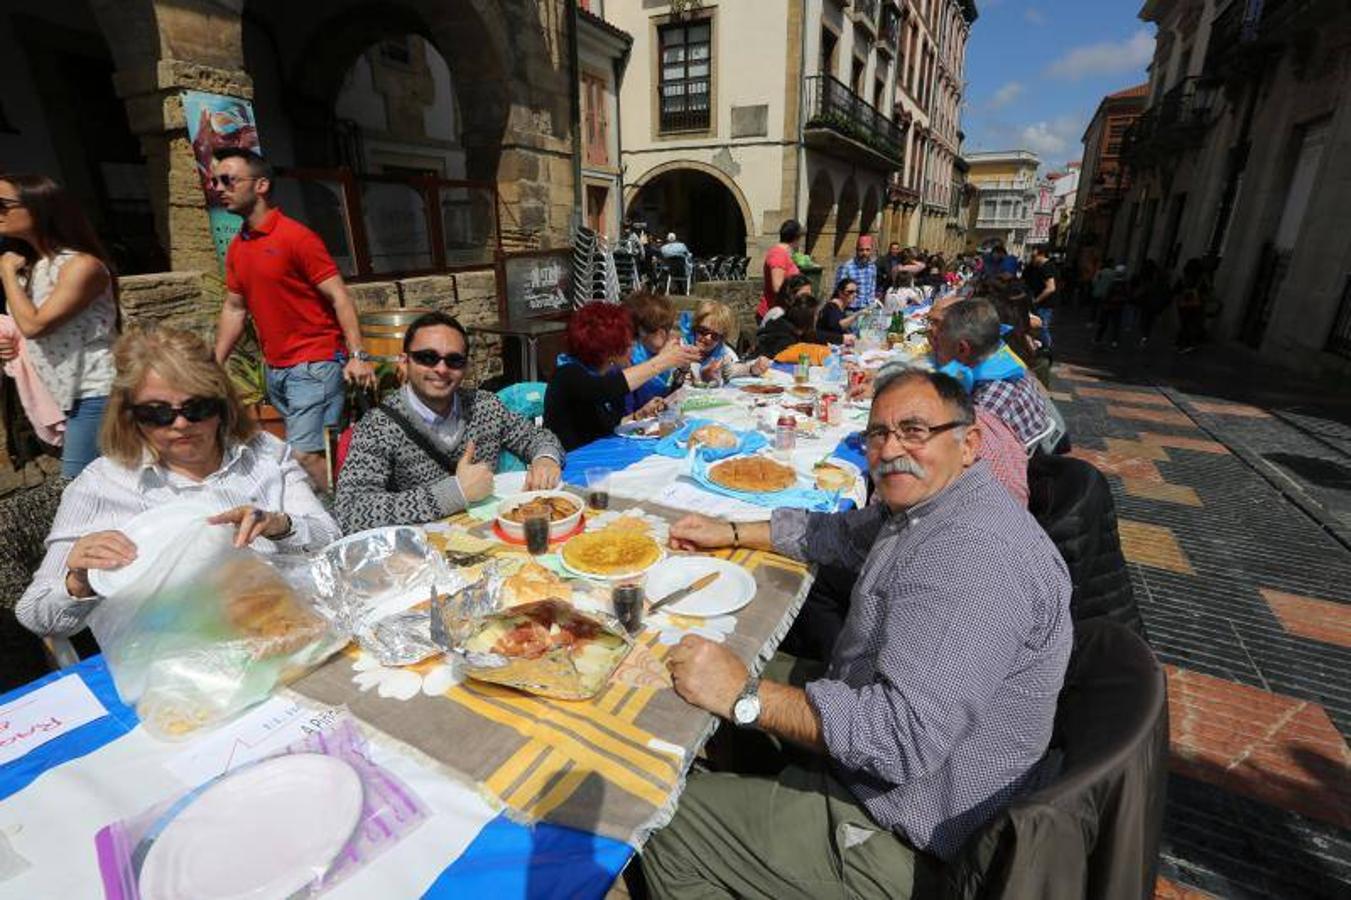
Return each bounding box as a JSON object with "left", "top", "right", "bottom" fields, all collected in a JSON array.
[{"left": 819, "top": 393, "right": 837, "bottom": 423}]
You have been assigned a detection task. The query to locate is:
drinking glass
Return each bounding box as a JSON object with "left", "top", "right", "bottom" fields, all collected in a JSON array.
[
  {"left": 524, "top": 515, "right": 550, "bottom": 555},
  {"left": 585, "top": 467, "right": 611, "bottom": 511}
]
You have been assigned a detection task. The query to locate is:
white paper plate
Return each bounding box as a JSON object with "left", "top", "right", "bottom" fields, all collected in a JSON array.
[
  {"left": 88, "top": 501, "right": 235, "bottom": 598},
  {"left": 139, "top": 753, "right": 364, "bottom": 900},
  {"left": 644, "top": 556, "right": 756, "bottom": 617}
]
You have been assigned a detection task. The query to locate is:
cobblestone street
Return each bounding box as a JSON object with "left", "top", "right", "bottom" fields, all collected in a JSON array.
[{"left": 1051, "top": 311, "right": 1351, "bottom": 899}]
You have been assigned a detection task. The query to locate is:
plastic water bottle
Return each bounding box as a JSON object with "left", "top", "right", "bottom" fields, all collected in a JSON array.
[{"left": 824, "top": 346, "right": 843, "bottom": 387}]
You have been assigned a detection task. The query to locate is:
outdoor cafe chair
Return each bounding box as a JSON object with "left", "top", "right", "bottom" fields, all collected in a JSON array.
[
  {"left": 939, "top": 618, "right": 1168, "bottom": 900},
  {"left": 1027, "top": 453, "right": 1144, "bottom": 637}
]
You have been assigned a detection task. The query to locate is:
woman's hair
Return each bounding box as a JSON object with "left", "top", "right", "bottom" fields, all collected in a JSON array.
[
  {"left": 565, "top": 301, "right": 634, "bottom": 369},
  {"left": 776, "top": 273, "right": 813, "bottom": 307},
  {"left": 101, "top": 328, "right": 257, "bottom": 467},
  {"left": 833, "top": 278, "right": 858, "bottom": 301},
  {"left": 693, "top": 300, "right": 735, "bottom": 338},
  {"left": 0, "top": 173, "right": 112, "bottom": 266},
  {"left": 624, "top": 290, "right": 676, "bottom": 335},
  {"left": 785, "top": 299, "right": 819, "bottom": 338},
  {"left": 891, "top": 270, "right": 914, "bottom": 288}
]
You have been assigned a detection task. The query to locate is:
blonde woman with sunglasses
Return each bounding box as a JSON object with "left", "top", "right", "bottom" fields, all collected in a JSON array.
[{"left": 16, "top": 328, "right": 339, "bottom": 637}]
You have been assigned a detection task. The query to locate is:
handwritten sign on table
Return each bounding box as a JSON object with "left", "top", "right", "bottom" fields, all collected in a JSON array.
[
  {"left": 0, "top": 676, "right": 108, "bottom": 766},
  {"left": 164, "top": 698, "right": 344, "bottom": 786}
]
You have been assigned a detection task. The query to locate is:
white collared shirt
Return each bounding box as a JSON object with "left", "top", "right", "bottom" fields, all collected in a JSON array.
[
  {"left": 402, "top": 384, "right": 466, "bottom": 449},
  {"left": 17, "top": 431, "right": 340, "bottom": 637}
]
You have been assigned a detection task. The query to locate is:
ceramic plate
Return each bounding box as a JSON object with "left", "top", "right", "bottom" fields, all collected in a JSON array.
[
  {"left": 138, "top": 753, "right": 364, "bottom": 900},
  {"left": 645, "top": 556, "right": 757, "bottom": 617}
]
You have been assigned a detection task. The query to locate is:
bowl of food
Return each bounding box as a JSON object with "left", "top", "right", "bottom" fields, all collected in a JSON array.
[{"left": 496, "top": 490, "right": 584, "bottom": 542}]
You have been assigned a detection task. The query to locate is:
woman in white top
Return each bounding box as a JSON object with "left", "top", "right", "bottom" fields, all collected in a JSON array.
[
  {"left": 683, "top": 301, "right": 770, "bottom": 386},
  {"left": 18, "top": 327, "right": 340, "bottom": 637},
  {"left": 883, "top": 270, "right": 924, "bottom": 313},
  {"left": 0, "top": 174, "right": 119, "bottom": 477}
]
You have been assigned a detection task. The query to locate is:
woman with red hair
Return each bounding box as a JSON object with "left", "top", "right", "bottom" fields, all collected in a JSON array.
[{"left": 543, "top": 301, "right": 700, "bottom": 450}]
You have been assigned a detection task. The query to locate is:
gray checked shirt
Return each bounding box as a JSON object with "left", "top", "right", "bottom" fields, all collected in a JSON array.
[{"left": 771, "top": 461, "right": 1072, "bottom": 859}]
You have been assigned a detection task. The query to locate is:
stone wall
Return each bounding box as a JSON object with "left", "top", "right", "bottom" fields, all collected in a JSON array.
[
  {"left": 690, "top": 280, "right": 761, "bottom": 351},
  {"left": 347, "top": 268, "right": 505, "bottom": 385}
]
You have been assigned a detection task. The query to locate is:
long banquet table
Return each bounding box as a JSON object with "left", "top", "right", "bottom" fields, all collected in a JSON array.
[{"left": 0, "top": 372, "right": 878, "bottom": 898}]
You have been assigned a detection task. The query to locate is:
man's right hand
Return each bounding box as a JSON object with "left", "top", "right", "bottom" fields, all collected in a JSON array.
[
  {"left": 455, "top": 439, "right": 494, "bottom": 503},
  {"left": 669, "top": 514, "right": 735, "bottom": 552},
  {"left": 66, "top": 530, "right": 138, "bottom": 598}
]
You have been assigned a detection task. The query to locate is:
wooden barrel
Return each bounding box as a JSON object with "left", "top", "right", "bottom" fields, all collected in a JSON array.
[{"left": 359, "top": 308, "right": 436, "bottom": 362}]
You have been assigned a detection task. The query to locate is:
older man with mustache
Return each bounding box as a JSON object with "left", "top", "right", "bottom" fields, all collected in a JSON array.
[{"left": 643, "top": 368, "right": 1072, "bottom": 899}]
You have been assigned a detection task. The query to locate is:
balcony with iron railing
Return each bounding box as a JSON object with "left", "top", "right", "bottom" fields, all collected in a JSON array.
[
  {"left": 803, "top": 74, "right": 908, "bottom": 168},
  {"left": 1120, "top": 76, "right": 1217, "bottom": 169},
  {"left": 1204, "top": 0, "right": 1326, "bottom": 81}
]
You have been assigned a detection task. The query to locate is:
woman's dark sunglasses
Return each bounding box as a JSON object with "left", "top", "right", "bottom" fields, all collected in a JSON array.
[
  {"left": 129, "top": 397, "right": 225, "bottom": 427},
  {"left": 408, "top": 349, "right": 468, "bottom": 370},
  {"left": 693, "top": 326, "right": 723, "bottom": 342}
]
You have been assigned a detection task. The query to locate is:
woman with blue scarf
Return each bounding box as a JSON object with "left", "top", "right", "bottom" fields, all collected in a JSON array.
[
  {"left": 682, "top": 301, "right": 770, "bottom": 386},
  {"left": 543, "top": 301, "right": 701, "bottom": 451}
]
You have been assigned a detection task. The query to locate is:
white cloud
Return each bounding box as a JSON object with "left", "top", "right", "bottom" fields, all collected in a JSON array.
[
  {"left": 1045, "top": 29, "right": 1154, "bottom": 81},
  {"left": 986, "top": 81, "right": 1025, "bottom": 111},
  {"left": 1015, "top": 116, "right": 1085, "bottom": 160},
  {"left": 1024, "top": 7, "right": 1047, "bottom": 25}
]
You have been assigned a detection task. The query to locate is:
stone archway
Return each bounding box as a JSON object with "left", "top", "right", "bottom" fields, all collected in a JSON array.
[
  {"left": 860, "top": 185, "right": 881, "bottom": 241},
  {"left": 251, "top": 0, "right": 510, "bottom": 182},
  {"left": 626, "top": 160, "right": 755, "bottom": 250},
  {"left": 625, "top": 163, "right": 750, "bottom": 255},
  {"left": 834, "top": 176, "right": 860, "bottom": 258},
  {"left": 805, "top": 169, "right": 834, "bottom": 259}
]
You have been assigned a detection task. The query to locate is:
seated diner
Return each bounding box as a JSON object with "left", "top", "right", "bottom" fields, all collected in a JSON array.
[
  {"left": 335, "top": 311, "right": 565, "bottom": 534},
  {"left": 642, "top": 368, "right": 1072, "bottom": 896},
  {"left": 683, "top": 300, "right": 770, "bottom": 386},
  {"left": 543, "top": 301, "right": 701, "bottom": 451},
  {"left": 17, "top": 327, "right": 341, "bottom": 637}
]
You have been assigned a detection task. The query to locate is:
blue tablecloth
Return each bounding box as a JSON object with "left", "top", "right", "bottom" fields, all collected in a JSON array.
[{"left": 563, "top": 433, "right": 867, "bottom": 506}]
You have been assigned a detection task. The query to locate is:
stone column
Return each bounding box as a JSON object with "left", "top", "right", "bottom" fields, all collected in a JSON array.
[{"left": 90, "top": 0, "right": 251, "bottom": 283}]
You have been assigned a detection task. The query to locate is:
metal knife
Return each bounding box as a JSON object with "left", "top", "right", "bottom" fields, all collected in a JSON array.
[{"left": 648, "top": 571, "right": 721, "bottom": 613}]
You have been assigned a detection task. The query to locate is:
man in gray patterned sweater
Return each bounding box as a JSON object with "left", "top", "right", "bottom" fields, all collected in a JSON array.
[{"left": 335, "top": 312, "right": 564, "bottom": 533}]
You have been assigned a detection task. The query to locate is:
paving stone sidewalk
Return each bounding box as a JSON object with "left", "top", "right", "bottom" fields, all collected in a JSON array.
[{"left": 1051, "top": 310, "right": 1351, "bottom": 899}]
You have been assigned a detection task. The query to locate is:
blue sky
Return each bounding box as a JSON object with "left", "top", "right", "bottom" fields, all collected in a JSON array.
[{"left": 961, "top": 0, "right": 1155, "bottom": 169}]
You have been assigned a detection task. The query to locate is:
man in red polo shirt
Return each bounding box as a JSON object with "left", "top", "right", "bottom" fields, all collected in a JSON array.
[{"left": 211, "top": 148, "right": 374, "bottom": 491}]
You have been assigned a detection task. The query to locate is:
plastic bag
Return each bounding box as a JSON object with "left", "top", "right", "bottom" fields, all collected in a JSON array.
[
  {"left": 94, "top": 712, "right": 427, "bottom": 899},
  {"left": 88, "top": 506, "right": 345, "bottom": 740}
]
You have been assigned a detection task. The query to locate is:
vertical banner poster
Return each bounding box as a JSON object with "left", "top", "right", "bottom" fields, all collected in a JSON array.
[{"left": 181, "top": 91, "right": 262, "bottom": 265}]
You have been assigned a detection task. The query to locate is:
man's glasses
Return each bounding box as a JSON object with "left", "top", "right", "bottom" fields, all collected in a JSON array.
[
  {"left": 129, "top": 397, "right": 225, "bottom": 427},
  {"left": 864, "top": 419, "right": 967, "bottom": 450},
  {"left": 693, "top": 326, "right": 723, "bottom": 343},
  {"left": 408, "top": 349, "right": 468, "bottom": 370},
  {"left": 209, "top": 174, "right": 258, "bottom": 188}
]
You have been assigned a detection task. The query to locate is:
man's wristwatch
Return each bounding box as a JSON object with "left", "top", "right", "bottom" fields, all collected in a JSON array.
[
  {"left": 732, "top": 676, "right": 762, "bottom": 728},
  {"left": 352, "top": 350, "right": 373, "bottom": 362}
]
